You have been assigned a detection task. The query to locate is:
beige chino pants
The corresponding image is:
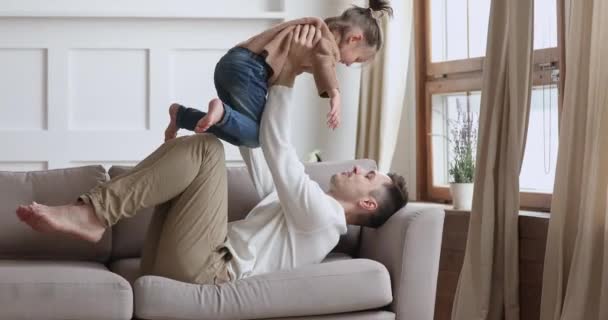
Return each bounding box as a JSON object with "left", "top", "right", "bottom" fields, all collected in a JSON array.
[{"left": 81, "top": 134, "right": 230, "bottom": 284}]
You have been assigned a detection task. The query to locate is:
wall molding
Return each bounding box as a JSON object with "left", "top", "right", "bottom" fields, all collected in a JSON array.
[
  {"left": 0, "top": 10, "right": 286, "bottom": 20},
  {"left": 0, "top": 5, "right": 284, "bottom": 170}
]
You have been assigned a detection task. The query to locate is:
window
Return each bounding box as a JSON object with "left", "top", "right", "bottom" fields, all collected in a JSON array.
[
  {"left": 416, "top": 0, "right": 561, "bottom": 210},
  {"left": 430, "top": 0, "right": 491, "bottom": 62},
  {"left": 431, "top": 91, "right": 481, "bottom": 187},
  {"left": 521, "top": 85, "right": 559, "bottom": 193}
]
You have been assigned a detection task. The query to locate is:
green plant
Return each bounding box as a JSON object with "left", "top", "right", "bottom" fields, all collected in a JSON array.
[{"left": 448, "top": 99, "right": 478, "bottom": 183}]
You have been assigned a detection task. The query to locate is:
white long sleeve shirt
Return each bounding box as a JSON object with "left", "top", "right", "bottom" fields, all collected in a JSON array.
[{"left": 224, "top": 86, "right": 348, "bottom": 280}]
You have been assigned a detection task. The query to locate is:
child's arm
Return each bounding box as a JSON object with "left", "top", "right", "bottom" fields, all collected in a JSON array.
[
  {"left": 328, "top": 88, "right": 341, "bottom": 130},
  {"left": 311, "top": 38, "right": 341, "bottom": 130},
  {"left": 291, "top": 24, "right": 341, "bottom": 129},
  {"left": 311, "top": 38, "right": 339, "bottom": 98}
]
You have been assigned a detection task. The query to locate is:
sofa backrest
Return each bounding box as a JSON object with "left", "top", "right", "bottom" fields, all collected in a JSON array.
[
  {"left": 109, "top": 159, "right": 377, "bottom": 261},
  {"left": 0, "top": 165, "right": 112, "bottom": 263}
]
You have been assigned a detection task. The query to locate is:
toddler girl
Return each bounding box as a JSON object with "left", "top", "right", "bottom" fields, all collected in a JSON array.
[{"left": 165, "top": 0, "right": 393, "bottom": 148}]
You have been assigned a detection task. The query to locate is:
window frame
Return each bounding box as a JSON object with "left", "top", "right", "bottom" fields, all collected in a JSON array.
[{"left": 415, "top": 0, "right": 563, "bottom": 212}]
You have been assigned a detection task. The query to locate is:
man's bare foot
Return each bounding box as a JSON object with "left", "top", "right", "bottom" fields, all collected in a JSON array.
[
  {"left": 16, "top": 202, "right": 106, "bottom": 243},
  {"left": 164, "top": 103, "right": 181, "bottom": 142},
  {"left": 195, "top": 98, "right": 224, "bottom": 133}
]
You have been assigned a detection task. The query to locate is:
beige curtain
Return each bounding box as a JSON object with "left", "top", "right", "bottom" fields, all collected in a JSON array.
[
  {"left": 540, "top": 0, "right": 608, "bottom": 319},
  {"left": 356, "top": 0, "right": 414, "bottom": 173},
  {"left": 357, "top": 18, "right": 386, "bottom": 163},
  {"left": 451, "top": 0, "right": 534, "bottom": 319}
]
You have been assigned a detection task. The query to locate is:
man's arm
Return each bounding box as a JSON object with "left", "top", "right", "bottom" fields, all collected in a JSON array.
[
  {"left": 237, "top": 26, "right": 320, "bottom": 202},
  {"left": 238, "top": 147, "right": 275, "bottom": 200},
  {"left": 259, "top": 76, "right": 342, "bottom": 231}
]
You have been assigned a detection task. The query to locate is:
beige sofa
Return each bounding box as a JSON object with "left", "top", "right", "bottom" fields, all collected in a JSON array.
[{"left": 0, "top": 159, "right": 444, "bottom": 320}]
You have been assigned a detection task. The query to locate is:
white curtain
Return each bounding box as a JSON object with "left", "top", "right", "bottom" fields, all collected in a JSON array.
[
  {"left": 540, "top": 0, "right": 608, "bottom": 319},
  {"left": 451, "top": 0, "right": 534, "bottom": 319},
  {"left": 388, "top": 38, "right": 417, "bottom": 198}
]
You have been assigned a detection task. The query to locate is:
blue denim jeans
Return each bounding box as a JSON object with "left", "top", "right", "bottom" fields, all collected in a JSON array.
[{"left": 175, "top": 47, "right": 270, "bottom": 148}]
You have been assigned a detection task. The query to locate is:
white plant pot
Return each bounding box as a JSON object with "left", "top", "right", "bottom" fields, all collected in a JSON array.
[{"left": 449, "top": 183, "right": 474, "bottom": 210}]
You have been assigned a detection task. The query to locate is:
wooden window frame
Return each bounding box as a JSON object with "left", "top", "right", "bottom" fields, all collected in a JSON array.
[{"left": 415, "top": 0, "right": 562, "bottom": 212}]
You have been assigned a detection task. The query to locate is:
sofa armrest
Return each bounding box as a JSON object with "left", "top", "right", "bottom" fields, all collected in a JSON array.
[{"left": 358, "top": 203, "right": 445, "bottom": 320}]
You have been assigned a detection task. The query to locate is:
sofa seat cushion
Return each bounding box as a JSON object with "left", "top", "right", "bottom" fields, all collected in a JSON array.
[
  {"left": 110, "top": 253, "right": 354, "bottom": 287},
  {"left": 275, "top": 310, "right": 395, "bottom": 320},
  {"left": 0, "top": 260, "right": 133, "bottom": 320},
  {"left": 134, "top": 258, "right": 392, "bottom": 320}
]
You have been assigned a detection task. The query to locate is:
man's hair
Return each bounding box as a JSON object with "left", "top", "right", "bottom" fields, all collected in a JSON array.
[{"left": 365, "top": 173, "right": 408, "bottom": 228}]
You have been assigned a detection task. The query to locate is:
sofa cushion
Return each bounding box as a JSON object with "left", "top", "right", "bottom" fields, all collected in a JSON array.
[
  {"left": 226, "top": 164, "right": 265, "bottom": 222},
  {"left": 109, "top": 252, "right": 354, "bottom": 287},
  {"left": 0, "top": 165, "right": 111, "bottom": 262},
  {"left": 109, "top": 159, "right": 376, "bottom": 261},
  {"left": 0, "top": 260, "right": 132, "bottom": 320},
  {"left": 133, "top": 258, "right": 392, "bottom": 320},
  {"left": 277, "top": 311, "right": 395, "bottom": 320},
  {"left": 109, "top": 253, "right": 354, "bottom": 288}
]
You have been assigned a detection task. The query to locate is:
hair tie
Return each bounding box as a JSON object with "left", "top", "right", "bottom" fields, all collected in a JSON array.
[{"left": 367, "top": 7, "right": 384, "bottom": 20}]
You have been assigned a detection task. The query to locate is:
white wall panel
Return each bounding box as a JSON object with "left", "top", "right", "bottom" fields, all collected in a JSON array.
[
  {"left": 169, "top": 49, "right": 225, "bottom": 110},
  {"left": 0, "top": 0, "right": 363, "bottom": 171},
  {"left": 0, "top": 0, "right": 284, "bottom": 17},
  {"left": 68, "top": 49, "right": 149, "bottom": 130},
  {"left": 0, "top": 48, "right": 47, "bottom": 130}
]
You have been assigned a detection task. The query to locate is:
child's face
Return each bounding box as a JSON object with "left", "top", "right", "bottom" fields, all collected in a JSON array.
[{"left": 338, "top": 32, "right": 377, "bottom": 66}]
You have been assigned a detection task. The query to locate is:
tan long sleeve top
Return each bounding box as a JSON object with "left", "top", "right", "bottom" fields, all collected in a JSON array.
[{"left": 238, "top": 17, "right": 341, "bottom": 98}]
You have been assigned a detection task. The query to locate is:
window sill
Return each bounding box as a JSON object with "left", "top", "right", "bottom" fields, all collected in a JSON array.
[{"left": 412, "top": 201, "right": 550, "bottom": 219}]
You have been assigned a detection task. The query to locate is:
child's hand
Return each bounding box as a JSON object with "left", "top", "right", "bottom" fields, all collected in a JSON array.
[{"left": 327, "top": 89, "right": 341, "bottom": 130}]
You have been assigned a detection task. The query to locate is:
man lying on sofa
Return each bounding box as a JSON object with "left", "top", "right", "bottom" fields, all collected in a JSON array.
[{"left": 15, "top": 26, "right": 408, "bottom": 285}]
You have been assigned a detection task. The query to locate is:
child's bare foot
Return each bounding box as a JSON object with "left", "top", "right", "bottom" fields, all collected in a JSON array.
[
  {"left": 16, "top": 202, "right": 106, "bottom": 243},
  {"left": 164, "top": 103, "right": 181, "bottom": 142},
  {"left": 195, "top": 98, "right": 224, "bottom": 133}
]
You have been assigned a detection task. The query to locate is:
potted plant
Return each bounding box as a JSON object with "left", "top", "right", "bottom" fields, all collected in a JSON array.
[
  {"left": 307, "top": 149, "right": 323, "bottom": 163},
  {"left": 448, "top": 100, "right": 478, "bottom": 210}
]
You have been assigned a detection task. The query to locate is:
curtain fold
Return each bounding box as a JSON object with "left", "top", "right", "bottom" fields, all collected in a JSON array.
[
  {"left": 356, "top": 0, "right": 414, "bottom": 173},
  {"left": 356, "top": 19, "right": 386, "bottom": 163},
  {"left": 451, "top": 0, "right": 534, "bottom": 319},
  {"left": 540, "top": 0, "right": 608, "bottom": 319}
]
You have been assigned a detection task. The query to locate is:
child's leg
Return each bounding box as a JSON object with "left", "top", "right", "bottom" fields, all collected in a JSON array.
[
  {"left": 168, "top": 102, "right": 256, "bottom": 147},
  {"left": 211, "top": 52, "right": 269, "bottom": 148},
  {"left": 169, "top": 47, "right": 269, "bottom": 148}
]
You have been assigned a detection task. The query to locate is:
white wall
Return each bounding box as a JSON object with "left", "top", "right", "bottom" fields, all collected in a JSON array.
[{"left": 0, "top": 0, "right": 361, "bottom": 171}]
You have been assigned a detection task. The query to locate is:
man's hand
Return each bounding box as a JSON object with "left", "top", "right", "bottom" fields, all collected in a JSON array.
[
  {"left": 328, "top": 89, "right": 341, "bottom": 130},
  {"left": 275, "top": 24, "right": 322, "bottom": 87},
  {"left": 290, "top": 24, "right": 322, "bottom": 75}
]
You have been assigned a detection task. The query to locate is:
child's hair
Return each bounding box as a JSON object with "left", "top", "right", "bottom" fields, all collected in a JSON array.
[{"left": 324, "top": 0, "right": 394, "bottom": 51}]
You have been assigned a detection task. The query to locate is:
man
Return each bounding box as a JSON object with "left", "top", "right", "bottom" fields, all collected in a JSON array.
[{"left": 15, "top": 26, "right": 408, "bottom": 285}]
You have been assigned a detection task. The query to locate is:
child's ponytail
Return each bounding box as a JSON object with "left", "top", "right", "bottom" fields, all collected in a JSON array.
[
  {"left": 369, "top": 0, "right": 394, "bottom": 18},
  {"left": 325, "top": 0, "right": 394, "bottom": 51}
]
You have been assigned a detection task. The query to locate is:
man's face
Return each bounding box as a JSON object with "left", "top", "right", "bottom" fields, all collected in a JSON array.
[{"left": 329, "top": 165, "right": 392, "bottom": 205}]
